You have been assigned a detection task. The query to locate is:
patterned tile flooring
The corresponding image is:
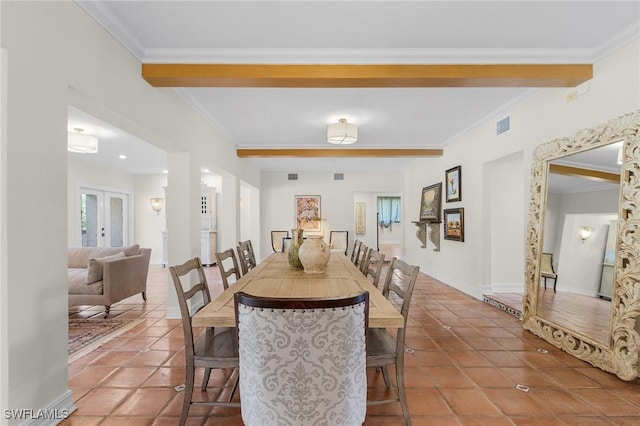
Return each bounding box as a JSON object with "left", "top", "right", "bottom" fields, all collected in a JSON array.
[{"left": 62, "top": 263, "right": 640, "bottom": 425}]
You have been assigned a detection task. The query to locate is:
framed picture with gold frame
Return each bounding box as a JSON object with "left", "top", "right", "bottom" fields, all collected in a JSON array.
[{"left": 419, "top": 183, "right": 442, "bottom": 222}]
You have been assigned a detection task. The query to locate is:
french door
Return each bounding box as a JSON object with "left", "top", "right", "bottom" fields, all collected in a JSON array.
[{"left": 80, "top": 188, "right": 129, "bottom": 247}]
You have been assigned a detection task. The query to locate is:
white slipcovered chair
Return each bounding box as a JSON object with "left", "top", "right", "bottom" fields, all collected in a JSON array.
[
  {"left": 329, "top": 230, "right": 349, "bottom": 256},
  {"left": 234, "top": 291, "right": 369, "bottom": 426}
]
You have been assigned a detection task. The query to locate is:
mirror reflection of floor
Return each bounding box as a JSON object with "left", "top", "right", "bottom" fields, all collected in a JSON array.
[
  {"left": 484, "top": 288, "right": 611, "bottom": 344},
  {"left": 536, "top": 286, "right": 611, "bottom": 344}
]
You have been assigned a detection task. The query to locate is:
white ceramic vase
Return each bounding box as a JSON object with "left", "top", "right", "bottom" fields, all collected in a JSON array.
[{"left": 298, "top": 235, "right": 331, "bottom": 274}]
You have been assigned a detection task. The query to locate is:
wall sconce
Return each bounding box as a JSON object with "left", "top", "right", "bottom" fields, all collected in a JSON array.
[
  {"left": 579, "top": 226, "right": 594, "bottom": 242},
  {"left": 150, "top": 197, "right": 164, "bottom": 215}
]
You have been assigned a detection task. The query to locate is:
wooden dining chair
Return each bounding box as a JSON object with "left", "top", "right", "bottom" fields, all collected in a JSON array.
[
  {"left": 367, "top": 257, "right": 419, "bottom": 426},
  {"left": 361, "top": 248, "right": 386, "bottom": 288},
  {"left": 215, "top": 248, "right": 242, "bottom": 289},
  {"left": 356, "top": 244, "right": 369, "bottom": 273},
  {"left": 235, "top": 291, "right": 369, "bottom": 426},
  {"left": 270, "top": 230, "right": 289, "bottom": 253},
  {"left": 350, "top": 239, "right": 361, "bottom": 263},
  {"left": 237, "top": 240, "right": 257, "bottom": 275},
  {"left": 169, "top": 257, "right": 240, "bottom": 426},
  {"left": 238, "top": 239, "right": 257, "bottom": 267}
]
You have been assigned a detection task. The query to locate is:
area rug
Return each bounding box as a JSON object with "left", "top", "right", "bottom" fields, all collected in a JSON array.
[{"left": 68, "top": 318, "right": 143, "bottom": 363}]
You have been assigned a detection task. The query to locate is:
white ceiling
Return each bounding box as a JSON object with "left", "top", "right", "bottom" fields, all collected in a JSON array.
[{"left": 69, "top": 1, "right": 640, "bottom": 174}]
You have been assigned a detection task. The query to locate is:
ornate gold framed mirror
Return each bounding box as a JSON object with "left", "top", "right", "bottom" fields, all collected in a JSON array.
[{"left": 523, "top": 110, "right": 640, "bottom": 381}]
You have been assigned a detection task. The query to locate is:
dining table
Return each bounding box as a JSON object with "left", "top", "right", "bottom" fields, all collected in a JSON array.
[{"left": 193, "top": 251, "right": 404, "bottom": 329}]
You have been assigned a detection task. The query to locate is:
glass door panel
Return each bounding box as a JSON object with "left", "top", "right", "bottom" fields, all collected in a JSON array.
[
  {"left": 106, "top": 192, "right": 127, "bottom": 247},
  {"left": 79, "top": 188, "right": 128, "bottom": 247}
]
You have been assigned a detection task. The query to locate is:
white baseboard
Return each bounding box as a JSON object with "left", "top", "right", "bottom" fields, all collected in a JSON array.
[
  {"left": 16, "top": 390, "right": 76, "bottom": 426},
  {"left": 165, "top": 306, "right": 181, "bottom": 319},
  {"left": 485, "top": 282, "right": 525, "bottom": 293}
]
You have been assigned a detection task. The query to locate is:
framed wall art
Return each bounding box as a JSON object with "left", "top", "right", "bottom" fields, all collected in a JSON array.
[
  {"left": 355, "top": 202, "right": 366, "bottom": 234},
  {"left": 295, "top": 195, "right": 321, "bottom": 232},
  {"left": 445, "top": 165, "right": 462, "bottom": 202},
  {"left": 444, "top": 208, "right": 464, "bottom": 241},
  {"left": 419, "top": 183, "right": 442, "bottom": 222}
]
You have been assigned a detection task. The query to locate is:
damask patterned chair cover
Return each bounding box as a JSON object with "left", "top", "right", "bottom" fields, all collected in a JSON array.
[{"left": 234, "top": 292, "right": 369, "bottom": 426}]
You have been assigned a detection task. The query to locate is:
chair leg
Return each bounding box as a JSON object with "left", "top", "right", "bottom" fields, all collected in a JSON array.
[
  {"left": 180, "top": 365, "right": 195, "bottom": 426},
  {"left": 201, "top": 368, "right": 212, "bottom": 390},
  {"left": 142, "top": 291, "right": 147, "bottom": 301},
  {"left": 228, "top": 370, "right": 240, "bottom": 402},
  {"left": 381, "top": 365, "right": 391, "bottom": 389},
  {"left": 543, "top": 277, "right": 547, "bottom": 289},
  {"left": 553, "top": 278, "right": 557, "bottom": 293},
  {"left": 396, "top": 358, "right": 411, "bottom": 426}
]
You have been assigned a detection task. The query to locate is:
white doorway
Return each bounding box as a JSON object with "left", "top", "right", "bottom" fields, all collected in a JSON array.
[{"left": 79, "top": 187, "right": 129, "bottom": 247}]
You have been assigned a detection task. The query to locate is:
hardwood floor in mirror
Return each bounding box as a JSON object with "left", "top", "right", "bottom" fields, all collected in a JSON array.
[
  {"left": 536, "top": 287, "right": 611, "bottom": 344},
  {"left": 485, "top": 289, "right": 611, "bottom": 345}
]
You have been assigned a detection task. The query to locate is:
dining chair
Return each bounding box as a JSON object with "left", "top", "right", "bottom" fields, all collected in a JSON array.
[
  {"left": 356, "top": 244, "right": 369, "bottom": 273},
  {"left": 541, "top": 252, "right": 558, "bottom": 292},
  {"left": 238, "top": 239, "right": 257, "bottom": 267},
  {"left": 169, "top": 257, "right": 240, "bottom": 426},
  {"left": 215, "top": 248, "right": 242, "bottom": 289},
  {"left": 281, "top": 237, "right": 292, "bottom": 253},
  {"left": 361, "top": 248, "right": 386, "bottom": 289},
  {"left": 270, "top": 230, "right": 289, "bottom": 253},
  {"left": 329, "top": 230, "right": 349, "bottom": 256},
  {"left": 237, "top": 240, "right": 257, "bottom": 275},
  {"left": 350, "top": 239, "right": 361, "bottom": 263},
  {"left": 234, "top": 291, "right": 369, "bottom": 426},
  {"left": 367, "top": 257, "right": 419, "bottom": 426}
]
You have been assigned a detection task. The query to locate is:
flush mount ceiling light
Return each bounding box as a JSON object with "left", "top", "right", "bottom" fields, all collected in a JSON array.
[
  {"left": 67, "top": 128, "right": 98, "bottom": 153},
  {"left": 327, "top": 118, "right": 357, "bottom": 145}
]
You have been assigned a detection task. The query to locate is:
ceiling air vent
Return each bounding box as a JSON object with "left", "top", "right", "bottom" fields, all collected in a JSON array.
[
  {"left": 287, "top": 173, "right": 298, "bottom": 181},
  {"left": 496, "top": 115, "right": 511, "bottom": 136},
  {"left": 334, "top": 173, "right": 345, "bottom": 181}
]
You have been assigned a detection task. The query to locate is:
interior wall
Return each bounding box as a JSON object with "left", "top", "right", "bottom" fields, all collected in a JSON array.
[
  {"left": 260, "top": 172, "right": 403, "bottom": 261},
  {"left": 484, "top": 151, "right": 525, "bottom": 293},
  {"left": 403, "top": 37, "right": 639, "bottom": 299},
  {"left": 0, "top": 1, "right": 259, "bottom": 415},
  {"left": 240, "top": 181, "right": 261, "bottom": 261},
  {"left": 544, "top": 187, "right": 619, "bottom": 264},
  {"left": 134, "top": 174, "right": 168, "bottom": 264},
  {"left": 556, "top": 213, "right": 617, "bottom": 296}
]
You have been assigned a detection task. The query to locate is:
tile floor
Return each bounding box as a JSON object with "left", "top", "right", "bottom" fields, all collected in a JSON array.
[{"left": 63, "top": 263, "right": 640, "bottom": 425}]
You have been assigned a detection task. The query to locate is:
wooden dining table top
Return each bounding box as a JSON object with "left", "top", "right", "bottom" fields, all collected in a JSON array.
[{"left": 193, "top": 251, "right": 404, "bottom": 329}]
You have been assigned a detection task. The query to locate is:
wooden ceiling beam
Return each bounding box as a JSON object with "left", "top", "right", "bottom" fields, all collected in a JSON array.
[
  {"left": 142, "top": 63, "right": 592, "bottom": 88},
  {"left": 549, "top": 163, "right": 620, "bottom": 184},
  {"left": 237, "top": 148, "right": 443, "bottom": 158}
]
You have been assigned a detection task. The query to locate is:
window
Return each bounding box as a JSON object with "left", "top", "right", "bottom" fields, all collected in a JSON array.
[{"left": 377, "top": 197, "right": 401, "bottom": 230}]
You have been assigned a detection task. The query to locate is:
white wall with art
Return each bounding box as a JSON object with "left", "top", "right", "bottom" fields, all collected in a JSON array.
[{"left": 260, "top": 172, "right": 404, "bottom": 261}]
